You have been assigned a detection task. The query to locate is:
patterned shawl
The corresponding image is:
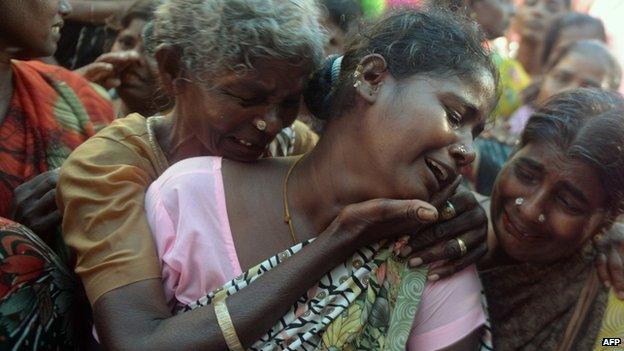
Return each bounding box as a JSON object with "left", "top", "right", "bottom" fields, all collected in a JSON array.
[
  {"left": 0, "top": 60, "right": 114, "bottom": 217},
  {"left": 183, "top": 240, "right": 427, "bottom": 350},
  {"left": 0, "top": 217, "right": 85, "bottom": 350},
  {"left": 479, "top": 252, "right": 608, "bottom": 350}
]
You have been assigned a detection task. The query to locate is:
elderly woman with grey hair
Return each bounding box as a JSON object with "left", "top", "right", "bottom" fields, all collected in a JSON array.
[
  {"left": 57, "top": 1, "right": 494, "bottom": 349},
  {"left": 57, "top": 0, "right": 325, "bottom": 345}
]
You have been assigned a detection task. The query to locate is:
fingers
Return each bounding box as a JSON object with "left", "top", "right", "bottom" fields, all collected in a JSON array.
[
  {"left": 407, "top": 229, "right": 482, "bottom": 267},
  {"left": 607, "top": 247, "right": 624, "bottom": 299},
  {"left": 427, "top": 243, "right": 487, "bottom": 281},
  {"left": 15, "top": 188, "right": 58, "bottom": 225},
  {"left": 336, "top": 198, "right": 439, "bottom": 246},
  {"left": 80, "top": 62, "right": 115, "bottom": 83},
  {"left": 596, "top": 253, "right": 611, "bottom": 289},
  {"left": 95, "top": 51, "right": 141, "bottom": 67},
  {"left": 103, "top": 77, "right": 122, "bottom": 90},
  {"left": 13, "top": 170, "right": 59, "bottom": 216},
  {"left": 429, "top": 175, "right": 462, "bottom": 208},
  {"left": 29, "top": 209, "right": 62, "bottom": 239},
  {"left": 14, "top": 169, "right": 59, "bottom": 197},
  {"left": 440, "top": 189, "right": 478, "bottom": 222},
  {"left": 405, "top": 209, "right": 486, "bottom": 255},
  {"left": 350, "top": 198, "right": 439, "bottom": 224}
]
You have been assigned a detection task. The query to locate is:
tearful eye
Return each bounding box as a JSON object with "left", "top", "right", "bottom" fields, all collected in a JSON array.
[
  {"left": 514, "top": 164, "right": 538, "bottom": 185},
  {"left": 220, "top": 89, "right": 263, "bottom": 107},
  {"left": 556, "top": 194, "right": 583, "bottom": 215},
  {"left": 445, "top": 107, "right": 463, "bottom": 129}
]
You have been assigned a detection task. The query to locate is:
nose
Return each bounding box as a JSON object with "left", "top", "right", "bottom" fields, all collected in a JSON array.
[
  {"left": 59, "top": 0, "right": 72, "bottom": 17},
  {"left": 449, "top": 142, "right": 476, "bottom": 167},
  {"left": 517, "top": 189, "right": 548, "bottom": 225}
]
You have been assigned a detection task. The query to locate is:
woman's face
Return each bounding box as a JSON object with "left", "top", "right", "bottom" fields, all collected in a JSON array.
[
  {"left": 111, "top": 18, "right": 158, "bottom": 112},
  {"left": 491, "top": 142, "right": 607, "bottom": 262},
  {"left": 0, "top": 0, "right": 71, "bottom": 58},
  {"left": 472, "top": 0, "right": 516, "bottom": 40},
  {"left": 512, "top": 0, "right": 568, "bottom": 42},
  {"left": 547, "top": 24, "right": 605, "bottom": 65},
  {"left": 179, "top": 59, "right": 309, "bottom": 161},
  {"left": 359, "top": 69, "right": 496, "bottom": 202},
  {"left": 537, "top": 51, "right": 612, "bottom": 105}
]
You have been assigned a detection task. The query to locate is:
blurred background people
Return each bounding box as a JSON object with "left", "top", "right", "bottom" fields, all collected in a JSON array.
[
  {"left": 512, "top": 0, "right": 571, "bottom": 76},
  {"left": 474, "top": 39, "right": 620, "bottom": 195},
  {"left": 75, "top": 0, "right": 168, "bottom": 117},
  {"left": 540, "top": 11, "right": 606, "bottom": 68}
]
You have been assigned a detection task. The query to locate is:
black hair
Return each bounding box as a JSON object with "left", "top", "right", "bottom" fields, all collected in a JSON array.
[
  {"left": 520, "top": 88, "right": 624, "bottom": 219},
  {"left": 120, "top": 0, "right": 161, "bottom": 29},
  {"left": 304, "top": 8, "right": 498, "bottom": 120},
  {"left": 523, "top": 39, "right": 621, "bottom": 105},
  {"left": 104, "top": 0, "right": 161, "bottom": 52},
  {"left": 541, "top": 12, "right": 606, "bottom": 66},
  {"left": 320, "top": 0, "right": 363, "bottom": 33}
]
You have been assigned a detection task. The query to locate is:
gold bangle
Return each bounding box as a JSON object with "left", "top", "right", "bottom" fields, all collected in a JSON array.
[{"left": 214, "top": 299, "right": 245, "bottom": 351}]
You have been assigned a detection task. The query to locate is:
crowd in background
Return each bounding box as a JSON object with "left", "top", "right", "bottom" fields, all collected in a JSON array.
[{"left": 1, "top": 0, "right": 624, "bottom": 350}]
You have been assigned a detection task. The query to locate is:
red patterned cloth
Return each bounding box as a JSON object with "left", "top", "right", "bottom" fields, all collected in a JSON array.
[
  {"left": 0, "top": 217, "right": 85, "bottom": 349},
  {"left": 0, "top": 60, "right": 114, "bottom": 217}
]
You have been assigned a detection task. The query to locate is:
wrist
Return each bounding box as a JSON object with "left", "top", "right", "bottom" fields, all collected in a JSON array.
[{"left": 316, "top": 227, "right": 359, "bottom": 261}]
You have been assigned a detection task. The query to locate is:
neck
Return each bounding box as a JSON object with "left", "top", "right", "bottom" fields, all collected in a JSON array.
[
  {"left": 286, "top": 114, "right": 383, "bottom": 234},
  {"left": 0, "top": 51, "right": 14, "bottom": 125},
  {"left": 158, "top": 105, "right": 209, "bottom": 164},
  {"left": 516, "top": 37, "right": 543, "bottom": 77}
]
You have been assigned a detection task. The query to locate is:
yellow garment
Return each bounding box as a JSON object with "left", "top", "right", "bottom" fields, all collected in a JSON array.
[
  {"left": 491, "top": 51, "right": 532, "bottom": 121},
  {"left": 57, "top": 113, "right": 168, "bottom": 305},
  {"left": 594, "top": 290, "right": 624, "bottom": 350},
  {"left": 291, "top": 120, "right": 319, "bottom": 155},
  {"left": 58, "top": 114, "right": 319, "bottom": 305}
]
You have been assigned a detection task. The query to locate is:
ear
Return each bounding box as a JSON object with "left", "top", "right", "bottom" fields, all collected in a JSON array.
[
  {"left": 155, "top": 44, "right": 189, "bottom": 95},
  {"left": 353, "top": 54, "right": 389, "bottom": 103}
]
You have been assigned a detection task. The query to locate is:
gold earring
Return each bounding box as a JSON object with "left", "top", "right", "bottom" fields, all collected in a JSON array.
[
  {"left": 353, "top": 66, "right": 363, "bottom": 88},
  {"left": 254, "top": 119, "right": 267, "bottom": 131}
]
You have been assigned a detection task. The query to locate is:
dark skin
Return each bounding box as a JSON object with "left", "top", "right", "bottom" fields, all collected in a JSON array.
[
  {"left": 66, "top": 1, "right": 134, "bottom": 25},
  {"left": 483, "top": 143, "right": 624, "bottom": 299},
  {"left": 1, "top": 0, "right": 71, "bottom": 238},
  {"left": 77, "top": 18, "right": 168, "bottom": 116},
  {"left": 511, "top": 0, "right": 569, "bottom": 76},
  {"left": 470, "top": 0, "right": 516, "bottom": 40},
  {"left": 95, "top": 54, "right": 496, "bottom": 350}
]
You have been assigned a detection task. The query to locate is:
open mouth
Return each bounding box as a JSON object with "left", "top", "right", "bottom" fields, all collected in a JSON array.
[
  {"left": 502, "top": 209, "right": 543, "bottom": 242},
  {"left": 51, "top": 22, "right": 64, "bottom": 34},
  {"left": 425, "top": 157, "right": 451, "bottom": 187},
  {"left": 229, "top": 135, "right": 261, "bottom": 149}
]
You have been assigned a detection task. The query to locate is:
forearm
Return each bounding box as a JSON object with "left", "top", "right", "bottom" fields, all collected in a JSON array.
[
  {"left": 67, "top": 1, "right": 135, "bottom": 24},
  {"left": 96, "top": 232, "right": 356, "bottom": 350}
]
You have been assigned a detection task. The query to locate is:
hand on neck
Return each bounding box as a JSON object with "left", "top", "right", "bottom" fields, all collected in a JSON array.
[{"left": 286, "top": 115, "right": 392, "bottom": 236}]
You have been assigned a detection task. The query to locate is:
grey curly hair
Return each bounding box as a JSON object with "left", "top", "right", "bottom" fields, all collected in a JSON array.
[{"left": 147, "top": 0, "right": 326, "bottom": 82}]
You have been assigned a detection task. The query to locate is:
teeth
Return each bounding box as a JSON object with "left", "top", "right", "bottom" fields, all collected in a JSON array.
[
  {"left": 427, "top": 159, "right": 448, "bottom": 181},
  {"left": 236, "top": 138, "right": 253, "bottom": 147},
  {"left": 52, "top": 26, "right": 60, "bottom": 34}
]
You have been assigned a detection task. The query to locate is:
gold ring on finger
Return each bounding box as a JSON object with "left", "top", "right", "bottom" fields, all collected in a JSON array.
[
  {"left": 455, "top": 238, "right": 467, "bottom": 257},
  {"left": 440, "top": 201, "right": 456, "bottom": 221}
]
